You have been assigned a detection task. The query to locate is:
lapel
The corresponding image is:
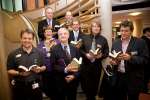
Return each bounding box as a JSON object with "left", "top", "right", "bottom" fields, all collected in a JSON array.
[
  {"left": 70, "top": 31, "right": 75, "bottom": 41},
  {"left": 126, "top": 37, "right": 136, "bottom": 53},
  {"left": 118, "top": 39, "right": 122, "bottom": 52}
]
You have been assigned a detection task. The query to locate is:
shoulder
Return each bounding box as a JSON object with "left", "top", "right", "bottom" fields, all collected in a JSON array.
[
  {"left": 38, "top": 19, "right": 46, "bottom": 24},
  {"left": 7, "top": 48, "right": 22, "bottom": 58},
  {"left": 51, "top": 44, "right": 61, "bottom": 51}
]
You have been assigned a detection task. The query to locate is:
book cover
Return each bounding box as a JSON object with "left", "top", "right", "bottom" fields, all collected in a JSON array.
[
  {"left": 89, "top": 48, "right": 101, "bottom": 56},
  {"left": 70, "top": 39, "right": 82, "bottom": 46},
  {"left": 109, "top": 50, "right": 121, "bottom": 59},
  {"left": 18, "top": 65, "right": 38, "bottom": 72},
  {"left": 70, "top": 57, "right": 82, "bottom": 69}
]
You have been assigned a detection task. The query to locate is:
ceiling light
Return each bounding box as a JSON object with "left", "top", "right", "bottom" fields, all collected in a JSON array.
[
  {"left": 128, "top": 12, "right": 142, "bottom": 16},
  {"left": 115, "top": 21, "right": 121, "bottom": 24}
]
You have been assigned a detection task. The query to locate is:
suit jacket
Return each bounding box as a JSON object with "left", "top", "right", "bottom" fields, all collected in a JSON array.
[
  {"left": 112, "top": 36, "right": 149, "bottom": 93},
  {"left": 50, "top": 44, "right": 80, "bottom": 77},
  {"left": 79, "top": 34, "right": 109, "bottom": 94},
  {"left": 68, "top": 30, "right": 83, "bottom": 42},
  {"left": 80, "top": 34, "right": 109, "bottom": 65},
  {"left": 38, "top": 19, "right": 60, "bottom": 40}
]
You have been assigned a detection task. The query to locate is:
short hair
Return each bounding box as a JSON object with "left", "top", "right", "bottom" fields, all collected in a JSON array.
[
  {"left": 119, "top": 20, "right": 134, "bottom": 31},
  {"left": 58, "top": 28, "right": 69, "bottom": 35},
  {"left": 65, "top": 11, "right": 72, "bottom": 16},
  {"left": 20, "top": 29, "right": 35, "bottom": 39},
  {"left": 143, "top": 27, "right": 150, "bottom": 34},
  {"left": 72, "top": 18, "right": 80, "bottom": 24},
  {"left": 45, "top": 6, "right": 53, "bottom": 12}
]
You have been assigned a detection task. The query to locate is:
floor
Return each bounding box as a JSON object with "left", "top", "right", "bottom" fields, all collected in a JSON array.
[{"left": 43, "top": 93, "right": 103, "bottom": 100}]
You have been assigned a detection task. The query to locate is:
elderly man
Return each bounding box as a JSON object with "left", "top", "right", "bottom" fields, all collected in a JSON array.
[{"left": 50, "top": 28, "right": 80, "bottom": 100}]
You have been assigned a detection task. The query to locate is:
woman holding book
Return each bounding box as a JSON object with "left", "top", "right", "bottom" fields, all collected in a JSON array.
[
  {"left": 80, "top": 21, "right": 109, "bottom": 100},
  {"left": 37, "top": 26, "right": 60, "bottom": 99}
]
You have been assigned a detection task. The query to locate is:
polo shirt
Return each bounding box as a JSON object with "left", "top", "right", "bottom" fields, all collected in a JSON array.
[{"left": 7, "top": 47, "right": 44, "bottom": 82}]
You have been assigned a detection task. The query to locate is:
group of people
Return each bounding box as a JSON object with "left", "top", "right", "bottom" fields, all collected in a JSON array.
[{"left": 7, "top": 6, "right": 150, "bottom": 100}]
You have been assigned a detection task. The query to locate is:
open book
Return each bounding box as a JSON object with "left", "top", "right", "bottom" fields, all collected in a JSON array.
[
  {"left": 18, "top": 65, "right": 39, "bottom": 72},
  {"left": 89, "top": 48, "right": 101, "bottom": 56},
  {"left": 70, "top": 57, "right": 82, "bottom": 69},
  {"left": 109, "top": 50, "right": 121, "bottom": 59},
  {"left": 70, "top": 39, "right": 82, "bottom": 46}
]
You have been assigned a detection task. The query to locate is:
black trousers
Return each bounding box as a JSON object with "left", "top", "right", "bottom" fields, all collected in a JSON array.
[{"left": 11, "top": 80, "right": 42, "bottom": 100}]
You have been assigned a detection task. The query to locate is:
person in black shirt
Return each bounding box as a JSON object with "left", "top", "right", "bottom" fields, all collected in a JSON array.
[
  {"left": 142, "top": 27, "right": 150, "bottom": 93},
  {"left": 7, "top": 29, "right": 46, "bottom": 100},
  {"left": 80, "top": 21, "right": 109, "bottom": 100}
]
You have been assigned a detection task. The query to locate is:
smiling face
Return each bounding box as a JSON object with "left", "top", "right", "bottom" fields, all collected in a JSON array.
[
  {"left": 120, "top": 26, "right": 132, "bottom": 40},
  {"left": 72, "top": 21, "right": 80, "bottom": 32},
  {"left": 44, "top": 29, "right": 53, "bottom": 39},
  {"left": 21, "top": 32, "right": 34, "bottom": 49},
  {"left": 58, "top": 28, "right": 69, "bottom": 44},
  {"left": 45, "top": 7, "right": 53, "bottom": 20},
  {"left": 119, "top": 20, "right": 134, "bottom": 41},
  {"left": 65, "top": 11, "right": 73, "bottom": 20},
  {"left": 91, "top": 22, "right": 101, "bottom": 36}
]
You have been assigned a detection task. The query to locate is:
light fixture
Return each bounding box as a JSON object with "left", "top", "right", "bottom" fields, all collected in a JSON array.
[
  {"left": 128, "top": 12, "right": 142, "bottom": 16},
  {"left": 115, "top": 21, "right": 121, "bottom": 24}
]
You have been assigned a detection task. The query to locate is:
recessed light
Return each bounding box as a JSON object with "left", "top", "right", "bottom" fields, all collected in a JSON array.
[
  {"left": 128, "top": 12, "right": 142, "bottom": 16},
  {"left": 115, "top": 21, "right": 121, "bottom": 24}
]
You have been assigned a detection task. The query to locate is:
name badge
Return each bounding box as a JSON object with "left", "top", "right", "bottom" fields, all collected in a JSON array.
[
  {"left": 47, "top": 53, "right": 51, "bottom": 57},
  {"left": 16, "top": 54, "right": 21, "bottom": 58},
  {"left": 130, "top": 51, "right": 138, "bottom": 56},
  {"left": 32, "top": 83, "right": 39, "bottom": 89}
]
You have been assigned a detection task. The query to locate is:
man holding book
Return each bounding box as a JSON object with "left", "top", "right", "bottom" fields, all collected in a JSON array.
[
  {"left": 69, "top": 18, "right": 83, "bottom": 49},
  {"left": 50, "top": 28, "right": 81, "bottom": 100},
  {"left": 7, "top": 29, "right": 46, "bottom": 100},
  {"left": 109, "top": 20, "right": 149, "bottom": 100}
]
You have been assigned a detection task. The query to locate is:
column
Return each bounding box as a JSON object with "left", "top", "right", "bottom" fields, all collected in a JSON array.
[
  {"left": 99, "top": 0, "right": 112, "bottom": 50},
  {"left": 133, "top": 19, "right": 143, "bottom": 38}
]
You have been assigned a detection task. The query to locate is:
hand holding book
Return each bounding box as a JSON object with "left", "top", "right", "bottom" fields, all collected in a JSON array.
[
  {"left": 70, "top": 39, "right": 82, "bottom": 48},
  {"left": 66, "top": 57, "right": 82, "bottom": 72},
  {"left": 18, "top": 65, "right": 41, "bottom": 73}
]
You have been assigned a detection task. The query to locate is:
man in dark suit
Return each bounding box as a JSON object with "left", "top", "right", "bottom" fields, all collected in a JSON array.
[
  {"left": 69, "top": 19, "right": 83, "bottom": 41},
  {"left": 38, "top": 7, "right": 60, "bottom": 41},
  {"left": 69, "top": 19, "right": 83, "bottom": 48},
  {"left": 141, "top": 27, "right": 150, "bottom": 93},
  {"left": 110, "top": 20, "right": 149, "bottom": 100},
  {"left": 50, "top": 28, "right": 80, "bottom": 100}
]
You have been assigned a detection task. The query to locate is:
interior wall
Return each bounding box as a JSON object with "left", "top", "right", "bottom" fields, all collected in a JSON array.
[{"left": 0, "top": 9, "right": 11, "bottom": 100}]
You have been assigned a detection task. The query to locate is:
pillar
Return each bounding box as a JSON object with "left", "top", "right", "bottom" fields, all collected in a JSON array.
[
  {"left": 99, "top": 0, "right": 112, "bottom": 50},
  {"left": 133, "top": 19, "right": 143, "bottom": 38}
]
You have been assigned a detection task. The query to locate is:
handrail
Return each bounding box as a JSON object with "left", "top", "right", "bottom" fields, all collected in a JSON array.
[{"left": 20, "top": 14, "right": 39, "bottom": 45}]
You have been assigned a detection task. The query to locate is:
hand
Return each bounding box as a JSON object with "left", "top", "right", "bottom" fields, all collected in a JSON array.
[
  {"left": 75, "top": 43, "right": 82, "bottom": 49},
  {"left": 65, "top": 75, "right": 75, "bottom": 83},
  {"left": 95, "top": 52, "right": 102, "bottom": 59},
  {"left": 109, "top": 58, "right": 120, "bottom": 65},
  {"left": 86, "top": 53, "right": 95, "bottom": 61},
  {"left": 19, "top": 71, "right": 32, "bottom": 77},
  {"left": 31, "top": 66, "right": 41, "bottom": 74},
  {"left": 66, "top": 64, "right": 78, "bottom": 72},
  {"left": 118, "top": 53, "right": 131, "bottom": 61}
]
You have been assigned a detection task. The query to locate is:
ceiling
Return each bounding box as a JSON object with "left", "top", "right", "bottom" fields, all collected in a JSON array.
[{"left": 112, "top": 0, "right": 149, "bottom": 6}]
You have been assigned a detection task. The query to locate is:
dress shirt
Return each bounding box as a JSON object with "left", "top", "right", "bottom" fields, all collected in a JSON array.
[
  {"left": 73, "top": 30, "right": 79, "bottom": 41},
  {"left": 118, "top": 38, "right": 130, "bottom": 73}
]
